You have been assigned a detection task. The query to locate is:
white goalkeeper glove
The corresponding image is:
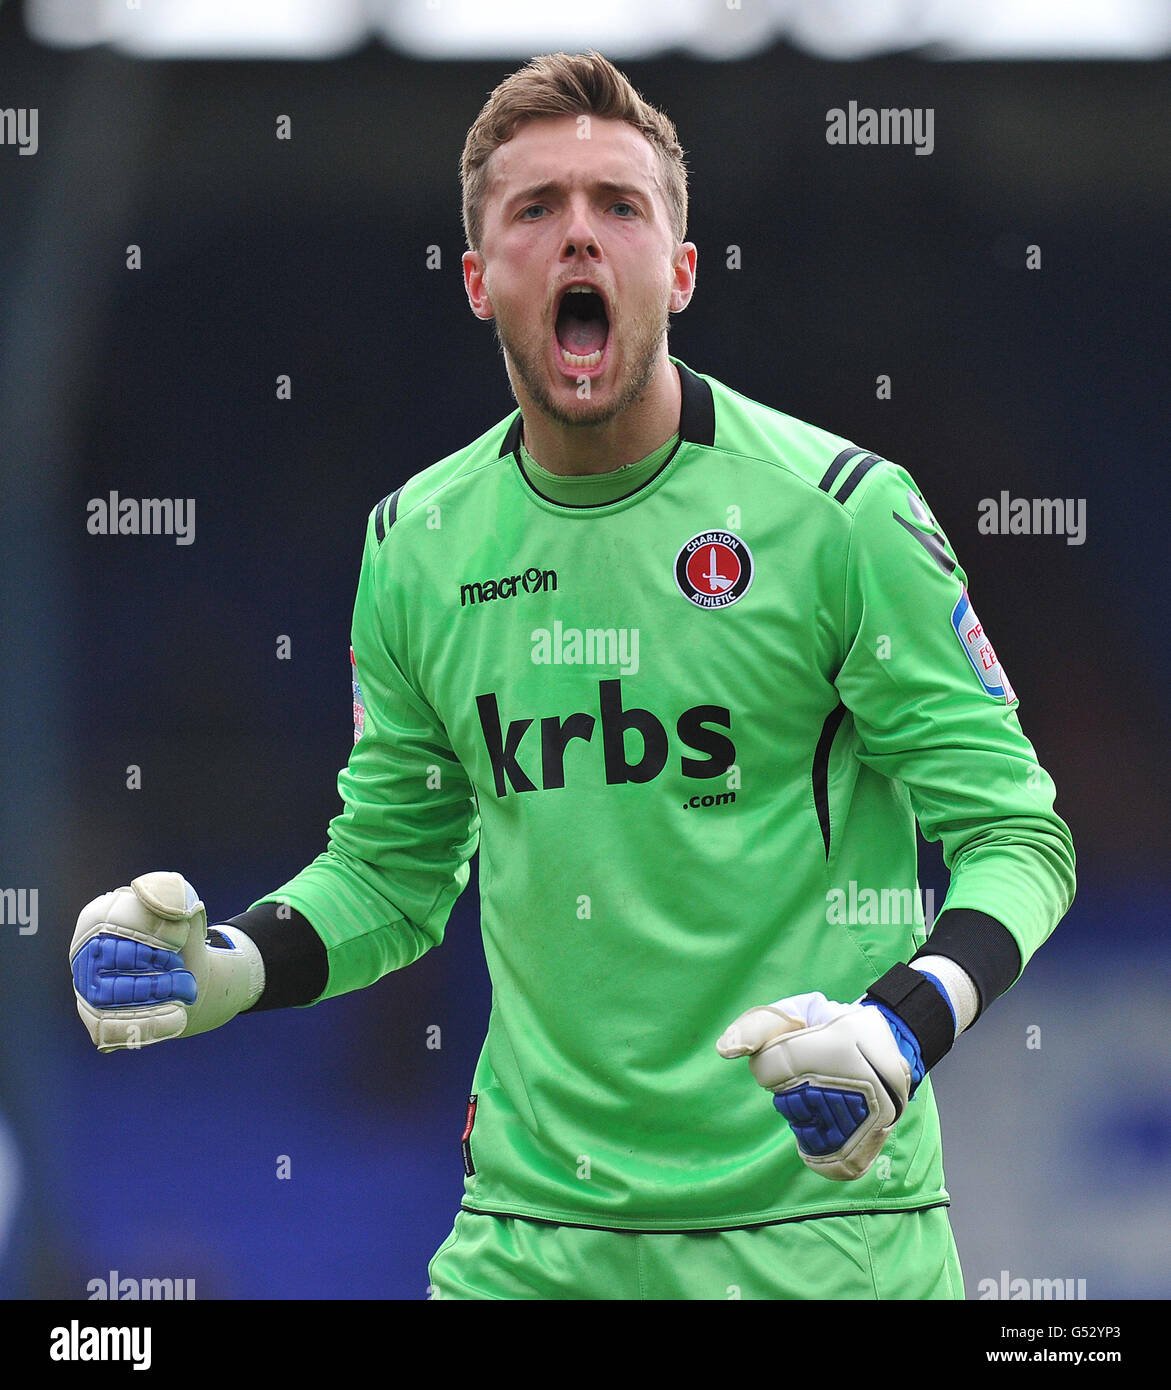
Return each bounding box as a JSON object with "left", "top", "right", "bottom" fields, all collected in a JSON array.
[
  {"left": 717, "top": 986, "right": 943, "bottom": 1181},
  {"left": 70, "top": 872, "right": 264, "bottom": 1053}
]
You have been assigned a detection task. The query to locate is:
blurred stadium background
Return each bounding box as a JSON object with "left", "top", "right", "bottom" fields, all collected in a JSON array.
[{"left": 1, "top": 1, "right": 1168, "bottom": 1299}]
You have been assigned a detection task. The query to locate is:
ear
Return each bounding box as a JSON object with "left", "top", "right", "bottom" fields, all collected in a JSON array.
[
  {"left": 463, "top": 250, "right": 494, "bottom": 321},
  {"left": 669, "top": 242, "right": 697, "bottom": 314}
]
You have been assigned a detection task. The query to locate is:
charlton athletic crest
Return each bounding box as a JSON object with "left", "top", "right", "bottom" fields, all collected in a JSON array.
[{"left": 675, "top": 531, "right": 754, "bottom": 608}]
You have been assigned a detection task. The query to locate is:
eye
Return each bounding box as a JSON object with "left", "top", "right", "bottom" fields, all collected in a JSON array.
[{"left": 519, "top": 201, "right": 637, "bottom": 221}]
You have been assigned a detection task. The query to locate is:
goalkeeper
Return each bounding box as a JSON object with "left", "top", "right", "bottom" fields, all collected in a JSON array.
[{"left": 70, "top": 52, "right": 1074, "bottom": 1300}]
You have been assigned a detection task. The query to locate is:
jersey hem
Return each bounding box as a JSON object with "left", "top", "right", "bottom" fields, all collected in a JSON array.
[{"left": 458, "top": 1197, "right": 951, "bottom": 1235}]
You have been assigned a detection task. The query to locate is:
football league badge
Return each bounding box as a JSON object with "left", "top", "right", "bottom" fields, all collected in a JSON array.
[
  {"left": 951, "top": 588, "right": 1016, "bottom": 704},
  {"left": 351, "top": 645, "right": 366, "bottom": 742}
]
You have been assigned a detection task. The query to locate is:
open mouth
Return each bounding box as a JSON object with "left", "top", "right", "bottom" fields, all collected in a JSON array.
[{"left": 554, "top": 286, "right": 610, "bottom": 368}]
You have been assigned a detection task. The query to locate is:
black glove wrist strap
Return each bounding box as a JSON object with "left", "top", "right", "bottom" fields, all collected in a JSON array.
[{"left": 863, "top": 962, "right": 955, "bottom": 1074}]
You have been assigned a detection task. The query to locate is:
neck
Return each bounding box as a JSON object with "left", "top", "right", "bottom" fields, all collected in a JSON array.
[{"left": 519, "top": 355, "right": 681, "bottom": 476}]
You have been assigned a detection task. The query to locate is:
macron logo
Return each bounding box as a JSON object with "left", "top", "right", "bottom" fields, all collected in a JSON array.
[{"left": 460, "top": 565, "right": 556, "bottom": 607}]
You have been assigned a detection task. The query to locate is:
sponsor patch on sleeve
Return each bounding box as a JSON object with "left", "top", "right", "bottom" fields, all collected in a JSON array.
[
  {"left": 350, "top": 644, "right": 366, "bottom": 742},
  {"left": 951, "top": 588, "right": 1016, "bottom": 703},
  {"left": 461, "top": 1093, "right": 478, "bottom": 1177}
]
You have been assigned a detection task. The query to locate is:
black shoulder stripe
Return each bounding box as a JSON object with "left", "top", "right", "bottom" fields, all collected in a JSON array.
[
  {"left": 374, "top": 492, "right": 390, "bottom": 544},
  {"left": 819, "top": 447, "right": 867, "bottom": 494},
  {"left": 374, "top": 485, "right": 403, "bottom": 546},
  {"left": 833, "top": 453, "right": 881, "bottom": 505}
]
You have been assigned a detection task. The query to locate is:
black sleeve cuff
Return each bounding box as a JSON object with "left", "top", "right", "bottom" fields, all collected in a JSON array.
[
  {"left": 863, "top": 962, "right": 956, "bottom": 1073},
  {"left": 225, "top": 902, "right": 329, "bottom": 1011},
  {"left": 911, "top": 909, "right": 1022, "bottom": 1020}
]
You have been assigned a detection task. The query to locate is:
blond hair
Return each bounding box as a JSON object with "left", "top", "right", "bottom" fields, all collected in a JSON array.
[{"left": 460, "top": 50, "right": 688, "bottom": 254}]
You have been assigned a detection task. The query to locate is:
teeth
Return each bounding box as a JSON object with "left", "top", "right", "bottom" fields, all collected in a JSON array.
[
  {"left": 556, "top": 286, "right": 607, "bottom": 368},
  {"left": 559, "top": 346, "right": 604, "bottom": 367}
]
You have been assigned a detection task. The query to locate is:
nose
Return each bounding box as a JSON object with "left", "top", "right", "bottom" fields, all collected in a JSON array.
[{"left": 561, "top": 196, "right": 603, "bottom": 261}]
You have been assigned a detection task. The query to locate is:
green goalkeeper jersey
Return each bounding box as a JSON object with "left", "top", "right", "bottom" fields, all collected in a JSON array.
[{"left": 254, "top": 357, "right": 1074, "bottom": 1231}]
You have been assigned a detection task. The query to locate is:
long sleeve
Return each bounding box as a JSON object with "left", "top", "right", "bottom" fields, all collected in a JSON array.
[
  {"left": 245, "top": 500, "right": 481, "bottom": 1002},
  {"left": 833, "top": 459, "right": 1075, "bottom": 981}
]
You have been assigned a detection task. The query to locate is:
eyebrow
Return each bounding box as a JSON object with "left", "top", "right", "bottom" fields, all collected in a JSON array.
[{"left": 504, "top": 179, "right": 654, "bottom": 212}]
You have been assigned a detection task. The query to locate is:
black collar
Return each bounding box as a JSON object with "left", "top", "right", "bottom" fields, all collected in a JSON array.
[{"left": 497, "top": 358, "right": 715, "bottom": 461}]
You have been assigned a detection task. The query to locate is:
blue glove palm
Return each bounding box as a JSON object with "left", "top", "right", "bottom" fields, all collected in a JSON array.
[{"left": 72, "top": 934, "right": 198, "bottom": 1008}]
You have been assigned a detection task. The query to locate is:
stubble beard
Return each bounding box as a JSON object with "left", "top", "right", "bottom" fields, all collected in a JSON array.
[{"left": 492, "top": 293, "right": 672, "bottom": 430}]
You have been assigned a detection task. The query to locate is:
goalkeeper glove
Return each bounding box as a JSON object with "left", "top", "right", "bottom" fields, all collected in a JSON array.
[
  {"left": 716, "top": 966, "right": 957, "bottom": 1181},
  {"left": 70, "top": 871, "right": 264, "bottom": 1053}
]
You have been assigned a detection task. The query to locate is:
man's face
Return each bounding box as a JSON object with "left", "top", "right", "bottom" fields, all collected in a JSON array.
[{"left": 463, "top": 115, "right": 695, "bottom": 429}]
